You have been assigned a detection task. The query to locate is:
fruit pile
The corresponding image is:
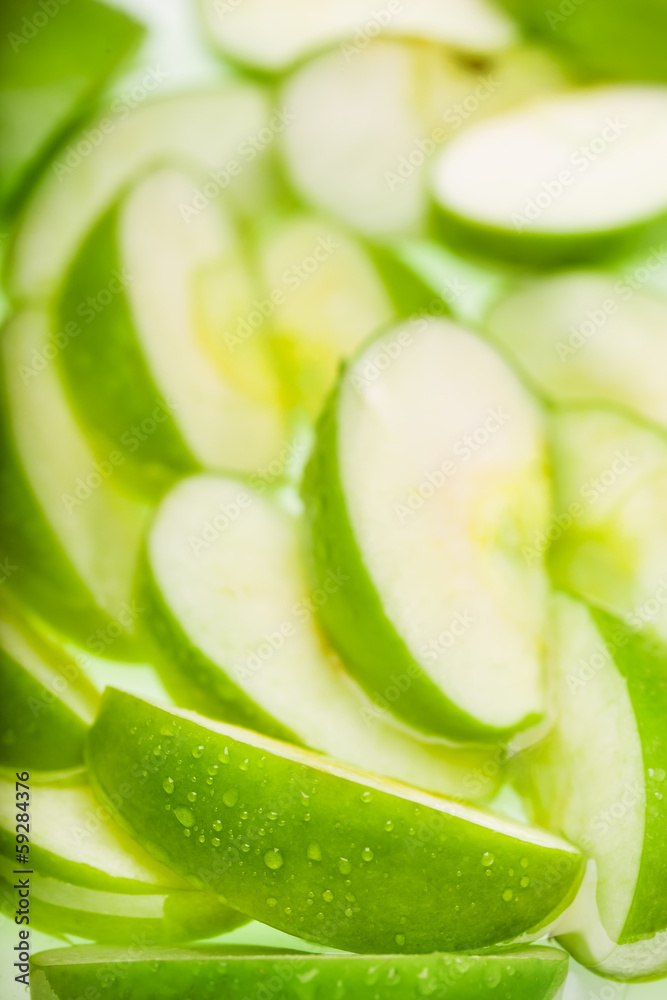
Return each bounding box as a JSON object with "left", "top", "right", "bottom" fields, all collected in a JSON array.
[{"left": 2, "top": 0, "right": 667, "bottom": 997}]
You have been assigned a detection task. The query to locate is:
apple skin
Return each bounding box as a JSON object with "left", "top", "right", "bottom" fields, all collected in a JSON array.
[
  {"left": 29, "top": 944, "right": 569, "bottom": 1000},
  {"left": 86, "top": 688, "right": 584, "bottom": 955}
]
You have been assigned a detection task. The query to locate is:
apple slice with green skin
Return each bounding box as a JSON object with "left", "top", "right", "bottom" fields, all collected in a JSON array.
[
  {"left": 56, "top": 167, "right": 287, "bottom": 501},
  {"left": 0, "top": 859, "right": 246, "bottom": 946},
  {"left": 87, "top": 688, "right": 584, "bottom": 954},
  {"left": 484, "top": 271, "right": 667, "bottom": 430},
  {"left": 280, "top": 40, "right": 566, "bottom": 239},
  {"left": 29, "top": 943, "right": 570, "bottom": 1000},
  {"left": 6, "top": 86, "right": 278, "bottom": 304},
  {"left": 0, "top": 0, "right": 143, "bottom": 220},
  {"left": 515, "top": 593, "right": 667, "bottom": 982},
  {"left": 0, "top": 311, "right": 150, "bottom": 657},
  {"left": 303, "top": 317, "right": 551, "bottom": 744},
  {"left": 0, "top": 605, "right": 98, "bottom": 772},
  {"left": 142, "top": 472, "right": 501, "bottom": 799},
  {"left": 431, "top": 86, "right": 667, "bottom": 267},
  {"left": 199, "top": 0, "right": 516, "bottom": 74},
  {"left": 548, "top": 407, "right": 667, "bottom": 644}
]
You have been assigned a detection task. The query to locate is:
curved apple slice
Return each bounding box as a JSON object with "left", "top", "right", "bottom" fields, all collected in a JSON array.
[
  {"left": 303, "top": 317, "right": 551, "bottom": 744},
  {"left": 549, "top": 407, "right": 667, "bottom": 644},
  {"left": 143, "top": 473, "right": 501, "bottom": 799},
  {"left": 432, "top": 86, "right": 667, "bottom": 266},
  {"left": 280, "top": 41, "right": 564, "bottom": 239},
  {"left": 0, "top": 0, "right": 143, "bottom": 218},
  {"left": 0, "top": 778, "right": 191, "bottom": 895},
  {"left": 199, "top": 0, "right": 516, "bottom": 74},
  {"left": 30, "top": 943, "right": 569, "bottom": 1000},
  {"left": 7, "top": 86, "right": 276, "bottom": 304},
  {"left": 485, "top": 270, "right": 667, "bottom": 430},
  {"left": 517, "top": 593, "right": 667, "bottom": 982},
  {"left": 0, "top": 607, "right": 98, "bottom": 772},
  {"left": 0, "top": 861, "right": 245, "bottom": 946},
  {"left": 87, "top": 688, "right": 584, "bottom": 954},
  {"left": 56, "top": 167, "right": 287, "bottom": 500},
  {"left": 0, "top": 310, "right": 149, "bottom": 656}
]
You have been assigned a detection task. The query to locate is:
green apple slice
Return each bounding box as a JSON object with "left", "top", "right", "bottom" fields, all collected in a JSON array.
[
  {"left": 143, "top": 472, "right": 501, "bottom": 799},
  {"left": 0, "top": 858, "right": 245, "bottom": 946},
  {"left": 0, "top": 310, "right": 149, "bottom": 655},
  {"left": 485, "top": 271, "right": 667, "bottom": 430},
  {"left": 29, "top": 943, "right": 569, "bottom": 1000},
  {"left": 0, "top": 0, "right": 143, "bottom": 219},
  {"left": 303, "top": 317, "right": 551, "bottom": 744},
  {"left": 548, "top": 407, "right": 667, "bottom": 643},
  {"left": 432, "top": 86, "right": 667, "bottom": 266},
  {"left": 199, "top": 0, "right": 516, "bottom": 74},
  {"left": 516, "top": 593, "right": 667, "bottom": 982},
  {"left": 87, "top": 687, "right": 584, "bottom": 954},
  {"left": 0, "top": 605, "right": 98, "bottom": 772},
  {"left": 56, "top": 167, "right": 287, "bottom": 500},
  {"left": 0, "top": 778, "right": 191, "bottom": 895},
  {"left": 7, "top": 86, "right": 277, "bottom": 305},
  {"left": 280, "top": 41, "right": 566, "bottom": 238}
]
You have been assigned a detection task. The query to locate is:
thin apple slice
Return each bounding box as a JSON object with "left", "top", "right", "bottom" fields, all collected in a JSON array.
[
  {"left": 0, "top": 310, "right": 149, "bottom": 656},
  {"left": 7, "top": 86, "right": 277, "bottom": 304},
  {"left": 432, "top": 86, "right": 667, "bottom": 266},
  {"left": 0, "top": 605, "right": 98, "bottom": 772},
  {"left": 144, "top": 472, "right": 501, "bottom": 799},
  {"left": 87, "top": 688, "right": 584, "bottom": 954},
  {"left": 30, "top": 943, "right": 569, "bottom": 1000},
  {"left": 303, "top": 317, "right": 551, "bottom": 744},
  {"left": 0, "top": 0, "right": 143, "bottom": 218},
  {"left": 0, "top": 777, "right": 191, "bottom": 895},
  {"left": 516, "top": 593, "right": 667, "bottom": 982},
  {"left": 56, "top": 167, "right": 287, "bottom": 500},
  {"left": 0, "top": 858, "right": 245, "bottom": 946},
  {"left": 484, "top": 270, "right": 667, "bottom": 430},
  {"left": 549, "top": 407, "right": 667, "bottom": 643},
  {"left": 199, "top": 0, "right": 516, "bottom": 74},
  {"left": 280, "top": 41, "right": 564, "bottom": 239}
]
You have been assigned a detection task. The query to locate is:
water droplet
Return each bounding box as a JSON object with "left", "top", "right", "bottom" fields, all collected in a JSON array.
[
  {"left": 481, "top": 852, "right": 494, "bottom": 867},
  {"left": 307, "top": 842, "right": 322, "bottom": 861},
  {"left": 198, "top": 834, "right": 206, "bottom": 844},
  {"left": 345, "top": 907, "right": 354, "bottom": 917},
  {"left": 361, "top": 847, "right": 374, "bottom": 862},
  {"left": 322, "top": 889, "right": 334, "bottom": 902},
  {"left": 338, "top": 858, "right": 352, "bottom": 875},
  {"left": 187, "top": 791, "right": 197, "bottom": 803},
  {"left": 174, "top": 807, "right": 195, "bottom": 828},
  {"left": 395, "top": 934, "right": 406, "bottom": 946},
  {"left": 240, "top": 810, "right": 249, "bottom": 820},
  {"left": 207, "top": 764, "right": 219, "bottom": 777},
  {"left": 241, "top": 842, "right": 251, "bottom": 853},
  {"left": 223, "top": 788, "right": 239, "bottom": 807},
  {"left": 520, "top": 857, "right": 529, "bottom": 868},
  {"left": 192, "top": 745, "right": 204, "bottom": 758},
  {"left": 240, "top": 759, "right": 249, "bottom": 771},
  {"left": 266, "top": 897, "right": 277, "bottom": 907},
  {"left": 264, "top": 848, "right": 284, "bottom": 870},
  {"left": 361, "top": 790, "right": 372, "bottom": 803},
  {"left": 183, "top": 828, "right": 191, "bottom": 837},
  {"left": 655, "top": 768, "right": 666, "bottom": 782},
  {"left": 345, "top": 892, "right": 356, "bottom": 902},
  {"left": 508, "top": 868, "right": 515, "bottom": 877},
  {"left": 384, "top": 820, "right": 394, "bottom": 832},
  {"left": 218, "top": 749, "right": 230, "bottom": 764},
  {"left": 520, "top": 876, "right": 530, "bottom": 888},
  {"left": 163, "top": 777, "right": 174, "bottom": 794},
  {"left": 502, "top": 889, "right": 513, "bottom": 902},
  {"left": 152, "top": 745, "right": 162, "bottom": 756},
  {"left": 267, "top": 810, "right": 278, "bottom": 821},
  {"left": 213, "top": 819, "right": 223, "bottom": 831},
  {"left": 484, "top": 966, "right": 502, "bottom": 988},
  {"left": 212, "top": 837, "right": 221, "bottom": 848}
]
